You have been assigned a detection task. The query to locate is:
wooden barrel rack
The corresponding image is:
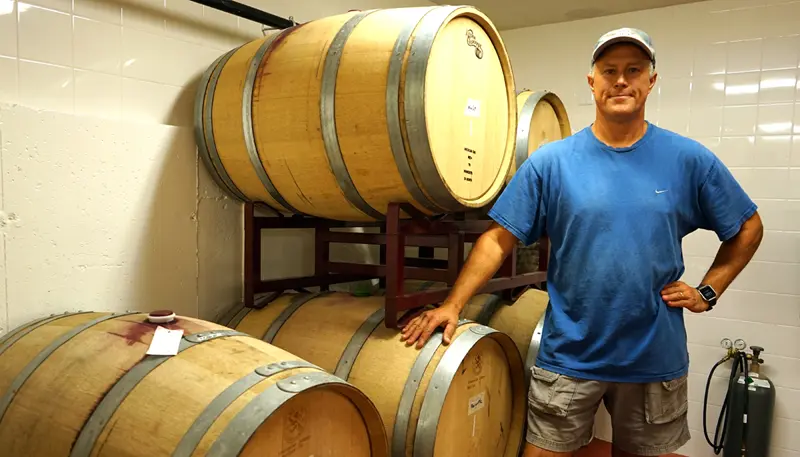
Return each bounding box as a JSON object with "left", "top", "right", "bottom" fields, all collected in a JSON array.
[{"left": 243, "top": 201, "right": 549, "bottom": 329}]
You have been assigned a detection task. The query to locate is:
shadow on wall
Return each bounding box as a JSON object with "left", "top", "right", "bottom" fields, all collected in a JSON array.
[
  {"left": 115, "top": 0, "right": 256, "bottom": 319},
  {"left": 131, "top": 65, "right": 246, "bottom": 321},
  {"left": 130, "top": 74, "right": 203, "bottom": 319}
]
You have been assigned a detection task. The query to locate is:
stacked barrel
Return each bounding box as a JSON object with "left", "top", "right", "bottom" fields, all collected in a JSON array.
[
  {"left": 191, "top": 5, "right": 572, "bottom": 456},
  {"left": 214, "top": 285, "right": 552, "bottom": 457},
  {"left": 0, "top": 289, "right": 552, "bottom": 457},
  {"left": 195, "top": 5, "right": 518, "bottom": 221},
  {"left": 0, "top": 6, "right": 571, "bottom": 455},
  {"left": 218, "top": 291, "right": 530, "bottom": 457},
  {"left": 0, "top": 5, "right": 577, "bottom": 457}
]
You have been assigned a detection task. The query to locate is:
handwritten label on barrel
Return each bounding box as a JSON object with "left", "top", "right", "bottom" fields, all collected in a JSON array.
[
  {"left": 468, "top": 391, "right": 486, "bottom": 415},
  {"left": 464, "top": 99, "right": 481, "bottom": 118}
]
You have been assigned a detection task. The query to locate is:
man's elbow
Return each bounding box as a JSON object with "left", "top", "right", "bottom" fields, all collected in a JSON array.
[
  {"left": 733, "top": 211, "right": 764, "bottom": 247},
  {"left": 481, "top": 222, "right": 520, "bottom": 255}
]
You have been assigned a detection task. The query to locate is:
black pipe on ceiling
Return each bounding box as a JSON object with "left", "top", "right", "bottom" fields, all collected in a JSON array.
[{"left": 189, "top": 0, "right": 295, "bottom": 29}]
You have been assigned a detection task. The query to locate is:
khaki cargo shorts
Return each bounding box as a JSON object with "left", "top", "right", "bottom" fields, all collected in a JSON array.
[{"left": 526, "top": 365, "right": 691, "bottom": 455}]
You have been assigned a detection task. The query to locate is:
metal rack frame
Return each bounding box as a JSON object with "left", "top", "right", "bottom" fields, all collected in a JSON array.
[{"left": 244, "top": 202, "right": 549, "bottom": 328}]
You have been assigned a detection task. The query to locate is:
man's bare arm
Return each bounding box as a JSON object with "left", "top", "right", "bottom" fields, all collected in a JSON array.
[
  {"left": 441, "top": 222, "right": 521, "bottom": 313},
  {"left": 400, "top": 222, "right": 521, "bottom": 347},
  {"left": 701, "top": 211, "right": 763, "bottom": 296},
  {"left": 662, "top": 211, "right": 763, "bottom": 311}
]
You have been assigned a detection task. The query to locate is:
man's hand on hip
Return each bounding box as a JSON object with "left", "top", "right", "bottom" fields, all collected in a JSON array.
[
  {"left": 400, "top": 304, "right": 460, "bottom": 349},
  {"left": 660, "top": 281, "right": 707, "bottom": 313}
]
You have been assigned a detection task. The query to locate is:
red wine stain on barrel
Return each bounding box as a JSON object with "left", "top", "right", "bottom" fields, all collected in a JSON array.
[
  {"left": 108, "top": 317, "right": 186, "bottom": 346},
  {"left": 254, "top": 24, "right": 305, "bottom": 100}
]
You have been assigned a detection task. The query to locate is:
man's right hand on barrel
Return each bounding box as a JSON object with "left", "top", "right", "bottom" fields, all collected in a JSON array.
[
  {"left": 400, "top": 304, "right": 460, "bottom": 349},
  {"left": 401, "top": 222, "right": 521, "bottom": 350}
]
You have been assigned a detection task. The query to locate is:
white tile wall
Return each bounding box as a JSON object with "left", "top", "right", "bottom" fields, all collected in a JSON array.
[
  {"left": 0, "top": 0, "right": 435, "bottom": 333},
  {"left": 1, "top": 0, "right": 796, "bottom": 452},
  {"left": 502, "top": 0, "right": 800, "bottom": 454}
]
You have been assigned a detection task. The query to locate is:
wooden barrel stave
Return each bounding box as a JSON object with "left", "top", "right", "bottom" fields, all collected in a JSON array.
[
  {"left": 461, "top": 288, "right": 550, "bottom": 379},
  {"left": 0, "top": 311, "right": 387, "bottom": 457},
  {"left": 461, "top": 289, "right": 550, "bottom": 457},
  {"left": 212, "top": 35, "right": 292, "bottom": 212},
  {"left": 199, "top": 6, "right": 516, "bottom": 221},
  {"left": 337, "top": 7, "right": 441, "bottom": 217},
  {"left": 388, "top": 280, "right": 551, "bottom": 376},
  {"left": 195, "top": 50, "right": 250, "bottom": 203},
  {"left": 222, "top": 291, "right": 527, "bottom": 457},
  {"left": 512, "top": 90, "right": 571, "bottom": 175},
  {"left": 401, "top": 6, "right": 514, "bottom": 212}
]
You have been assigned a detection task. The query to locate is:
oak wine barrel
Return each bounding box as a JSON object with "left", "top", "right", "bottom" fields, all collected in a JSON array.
[
  {"left": 0, "top": 310, "right": 387, "bottom": 457},
  {"left": 460, "top": 288, "right": 550, "bottom": 380},
  {"left": 394, "top": 285, "right": 551, "bottom": 457},
  {"left": 218, "top": 292, "right": 527, "bottom": 457},
  {"left": 511, "top": 89, "right": 571, "bottom": 177},
  {"left": 380, "top": 281, "right": 550, "bottom": 377},
  {"left": 195, "top": 6, "right": 517, "bottom": 221}
]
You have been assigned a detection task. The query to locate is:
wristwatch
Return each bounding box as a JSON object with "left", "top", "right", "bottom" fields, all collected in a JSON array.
[{"left": 696, "top": 284, "right": 718, "bottom": 311}]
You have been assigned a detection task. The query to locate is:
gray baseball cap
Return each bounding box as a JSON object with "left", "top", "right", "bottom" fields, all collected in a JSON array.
[{"left": 591, "top": 27, "right": 656, "bottom": 67}]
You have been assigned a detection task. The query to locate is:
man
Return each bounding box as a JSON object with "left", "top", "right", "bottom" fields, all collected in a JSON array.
[{"left": 400, "top": 28, "right": 763, "bottom": 457}]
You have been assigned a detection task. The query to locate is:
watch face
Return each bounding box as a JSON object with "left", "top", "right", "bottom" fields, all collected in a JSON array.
[{"left": 698, "top": 285, "right": 716, "bottom": 301}]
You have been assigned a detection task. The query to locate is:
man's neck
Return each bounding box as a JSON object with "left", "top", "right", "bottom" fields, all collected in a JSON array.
[{"left": 591, "top": 114, "right": 648, "bottom": 148}]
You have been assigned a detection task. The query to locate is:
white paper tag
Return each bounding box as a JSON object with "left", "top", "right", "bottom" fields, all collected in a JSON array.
[
  {"left": 468, "top": 391, "right": 486, "bottom": 415},
  {"left": 146, "top": 326, "right": 184, "bottom": 356},
  {"left": 464, "top": 99, "right": 481, "bottom": 118}
]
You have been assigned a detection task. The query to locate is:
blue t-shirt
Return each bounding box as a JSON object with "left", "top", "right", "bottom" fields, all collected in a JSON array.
[{"left": 488, "top": 122, "right": 757, "bottom": 383}]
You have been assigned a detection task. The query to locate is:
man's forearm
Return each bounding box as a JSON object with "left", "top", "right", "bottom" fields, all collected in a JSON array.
[
  {"left": 441, "top": 223, "right": 518, "bottom": 313},
  {"left": 700, "top": 212, "right": 763, "bottom": 296}
]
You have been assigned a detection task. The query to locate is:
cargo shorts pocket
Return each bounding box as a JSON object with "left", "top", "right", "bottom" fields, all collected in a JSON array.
[
  {"left": 528, "top": 366, "right": 578, "bottom": 418},
  {"left": 644, "top": 373, "right": 689, "bottom": 425}
]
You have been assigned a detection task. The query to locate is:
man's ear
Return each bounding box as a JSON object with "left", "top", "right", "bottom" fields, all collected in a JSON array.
[
  {"left": 649, "top": 71, "right": 658, "bottom": 92},
  {"left": 587, "top": 74, "right": 594, "bottom": 90}
]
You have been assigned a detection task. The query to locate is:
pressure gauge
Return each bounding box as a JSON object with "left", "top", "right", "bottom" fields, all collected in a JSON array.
[
  {"left": 720, "top": 338, "right": 732, "bottom": 349},
  {"left": 734, "top": 339, "right": 747, "bottom": 351}
]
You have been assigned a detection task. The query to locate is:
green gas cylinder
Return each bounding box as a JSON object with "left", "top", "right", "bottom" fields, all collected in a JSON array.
[{"left": 723, "top": 346, "right": 776, "bottom": 457}]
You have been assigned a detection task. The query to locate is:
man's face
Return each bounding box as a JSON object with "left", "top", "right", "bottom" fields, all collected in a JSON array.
[{"left": 587, "top": 43, "right": 657, "bottom": 120}]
